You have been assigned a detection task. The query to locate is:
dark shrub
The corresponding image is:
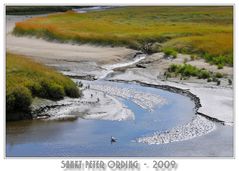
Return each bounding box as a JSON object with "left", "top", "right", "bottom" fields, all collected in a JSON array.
[
  {"left": 40, "top": 79, "right": 65, "bottom": 100},
  {"left": 6, "top": 91, "right": 16, "bottom": 112},
  {"left": 190, "top": 55, "right": 196, "bottom": 61},
  {"left": 27, "top": 82, "right": 43, "bottom": 97},
  {"left": 48, "top": 83, "right": 65, "bottom": 100},
  {"left": 207, "top": 78, "right": 212, "bottom": 82},
  {"left": 163, "top": 48, "right": 177, "bottom": 58},
  {"left": 166, "top": 72, "right": 172, "bottom": 78},
  {"left": 168, "top": 64, "right": 178, "bottom": 72},
  {"left": 217, "top": 64, "right": 223, "bottom": 69},
  {"left": 182, "top": 64, "right": 198, "bottom": 77},
  {"left": 38, "top": 79, "right": 50, "bottom": 98},
  {"left": 65, "top": 85, "right": 81, "bottom": 98},
  {"left": 203, "top": 53, "right": 232, "bottom": 67},
  {"left": 215, "top": 72, "right": 223, "bottom": 78},
  {"left": 167, "top": 64, "right": 216, "bottom": 80},
  {"left": 7, "top": 86, "right": 32, "bottom": 113},
  {"left": 198, "top": 70, "right": 210, "bottom": 79}
]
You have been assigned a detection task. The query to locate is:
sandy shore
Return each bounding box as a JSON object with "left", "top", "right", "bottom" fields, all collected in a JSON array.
[
  {"left": 90, "top": 83, "right": 166, "bottom": 111},
  {"left": 137, "top": 115, "right": 216, "bottom": 144},
  {"left": 6, "top": 15, "right": 138, "bottom": 66},
  {"left": 31, "top": 85, "right": 134, "bottom": 121},
  {"left": 32, "top": 81, "right": 167, "bottom": 121},
  {"left": 109, "top": 63, "right": 233, "bottom": 125}
]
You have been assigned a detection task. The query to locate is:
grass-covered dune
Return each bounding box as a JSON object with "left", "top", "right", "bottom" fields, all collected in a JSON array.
[
  {"left": 13, "top": 6, "right": 233, "bottom": 66},
  {"left": 6, "top": 53, "right": 80, "bottom": 120}
]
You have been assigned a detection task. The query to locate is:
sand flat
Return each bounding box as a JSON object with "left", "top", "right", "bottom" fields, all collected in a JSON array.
[{"left": 6, "top": 15, "right": 137, "bottom": 65}]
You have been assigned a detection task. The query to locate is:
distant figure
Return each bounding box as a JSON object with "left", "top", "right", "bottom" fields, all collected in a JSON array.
[
  {"left": 111, "top": 136, "right": 117, "bottom": 144},
  {"left": 91, "top": 94, "right": 93, "bottom": 98},
  {"left": 76, "top": 81, "right": 83, "bottom": 87}
]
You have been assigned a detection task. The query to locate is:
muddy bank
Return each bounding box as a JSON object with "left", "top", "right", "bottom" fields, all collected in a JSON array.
[
  {"left": 101, "top": 79, "right": 225, "bottom": 145},
  {"left": 109, "top": 80, "right": 201, "bottom": 109},
  {"left": 30, "top": 85, "right": 135, "bottom": 121},
  {"left": 65, "top": 74, "right": 97, "bottom": 81},
  {"left": 109, "top": 65, "right": 233, "bottom": 125},
  {"left": 102, "top": 51, "right": 232, "bottom": 125},
  {"left": 90, "top": 82, "right": 166, "bottom": 112},
  {"left": 108, "top": 79, "right": 227, "bottom": 124}
]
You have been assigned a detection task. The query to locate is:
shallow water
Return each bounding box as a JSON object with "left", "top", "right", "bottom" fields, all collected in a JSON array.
[
  {"left": 99, "top": 54, "right": 146, "bottom": 79},
  {"left": 73, "top": 6, "right": 117, "bottom": 13},
  {"left": 6, "top": 81, "right": 233, "bottom": 157}
]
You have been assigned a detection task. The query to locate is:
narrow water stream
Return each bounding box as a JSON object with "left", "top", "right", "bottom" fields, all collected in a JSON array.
[
  {"left": 6, "top": 81, "right": 233, "bottom": 156},
  {"left": 6, "top": 81, "right": 196, "bottom": 156},
  {"left": 98, "top": 53, "right": 146, "bottom": 79},
  {"left": 6, "top": 51, "right": 233, "bottom": 157}
]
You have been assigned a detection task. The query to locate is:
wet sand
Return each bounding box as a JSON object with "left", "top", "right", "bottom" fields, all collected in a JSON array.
[{"left": 109, "top": 67, "right": 233, "bottom": 125}]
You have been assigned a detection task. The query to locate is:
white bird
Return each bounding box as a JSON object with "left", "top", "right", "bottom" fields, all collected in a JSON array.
[{"left": 111, "top": 136, "right": 117, "bottom": 143}]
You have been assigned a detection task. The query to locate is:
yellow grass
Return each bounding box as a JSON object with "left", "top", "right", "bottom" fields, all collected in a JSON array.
[
  {"left": 13, "top": 6, "right": 233, "bottom": 64},
  {"left": 7, "top": 53, "right": 80, "bottom": 113}
]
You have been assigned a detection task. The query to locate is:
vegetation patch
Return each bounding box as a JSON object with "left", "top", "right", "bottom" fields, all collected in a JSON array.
[
  {"left": 6, "top": 6, "right": 77, "bottom": 15},
  {"left": 13, "top": 6, "right": 233, "bottom": 66},
  {"left": 165, "top": 64, "right": 224, "bottom": 82},
  {"left": 6, "top": 53, "right": 81, "bottom": 115},
  {"left": 163, "top": 48, "right": 178, "bottom": 58}
]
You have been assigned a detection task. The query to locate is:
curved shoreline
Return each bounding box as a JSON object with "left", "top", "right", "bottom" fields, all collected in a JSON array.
[
  {"left": 108, "top": 79, "right": 226, "bottom": 125},
  {"left": 61, "top": 53, "right": 229, "bottom": 126},
  {"left": 30, "top": 78, "right": 219, "bottom": 144},
  {"left": 104, "top": 79, "right": 221, "bottom": 144},
  {"left": 30, "top": 87, "right": 135, "bottom": 121}
]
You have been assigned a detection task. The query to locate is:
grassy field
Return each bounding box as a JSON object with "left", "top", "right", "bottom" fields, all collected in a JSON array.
[
  {"left": 6, "top": 53, "right": 80, "bottom": 114},
  {"left": 13, "top": 6, "right": 233, "bottom": 66}
]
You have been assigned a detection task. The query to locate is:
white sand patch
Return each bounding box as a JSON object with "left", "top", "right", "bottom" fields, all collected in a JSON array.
[
  {"left": 137, "top": 115, "right": 216, "bottom": 144},
  {"left": 33, "top": 88, "right": 134, "bottom": 121},
  {"left": 90, "top": 84, "right": 167, "bottom": 112}
]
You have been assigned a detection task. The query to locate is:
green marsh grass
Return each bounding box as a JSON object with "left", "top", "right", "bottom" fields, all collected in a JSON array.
[
  {"left": 166, "top": 63, "right": 224, "bottom": 80},
  {"left": 6, "top": 53, "right": 80, "bottom": 114},
  {"left": 13, "top": 6, "right": 233, "bottom": 66}
]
